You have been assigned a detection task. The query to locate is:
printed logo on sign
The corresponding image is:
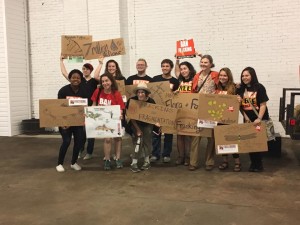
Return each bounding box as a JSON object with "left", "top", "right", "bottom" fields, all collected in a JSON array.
[{"left": 217, "top": 144, "right": 238, "bottom": 154}]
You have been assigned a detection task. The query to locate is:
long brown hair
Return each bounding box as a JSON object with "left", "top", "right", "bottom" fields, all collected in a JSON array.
[
  {"left": 216, "top": 67, "right": 236, "bottom": 95},
  {"left": 99, "top": 73, "right": 119, "bottom": 92}
]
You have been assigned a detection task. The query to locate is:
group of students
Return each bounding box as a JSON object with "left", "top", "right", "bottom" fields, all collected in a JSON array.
[{"left": 55, "top": 54, "right": 270, "bottom": 173}]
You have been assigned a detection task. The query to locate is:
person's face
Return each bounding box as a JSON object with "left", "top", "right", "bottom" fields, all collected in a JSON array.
[
  {"left": 136, "top": 90, "right": 147, "bottom": 101},
  {"left": 82, "top": 67, "right": 91, "bottom": 77},
  {"left": 219, "top": 70, "right": 229, "bottom": 85},
  {"left": 161, "top": 63, "right": 172, "bottom": 75},
  {"left": 107, "top": 62, "right": 117, "bottom": 76},
  {"left": 70, "top": 73, "right": 82, "bottom": 86},
  {"left": 241, "top": 70, "right": 252, "bottom": 85},
  {"left": 180, "top": 65, "right": 190, "bottom": 79},
  {"left": 136, "top": 60, "right": 147, "bottom": 73},
  {"left": 101, "top": 76, "right": 112, "bottom": 91},
  {"left": 200, "top": 58, "right": 212, "bottom": 71}
]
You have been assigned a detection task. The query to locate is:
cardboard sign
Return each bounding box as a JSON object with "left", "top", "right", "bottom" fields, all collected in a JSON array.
[
  {"left": 125, "top": 81, "right": 171, "bottom": 105},
  {"left": 61, "top": 35, "right": 92, "bottom": 57},
  {"left": 176, "top": 39, "right": 196, "bottom": 59},
  {"left": 164, "top": 92, "right": 199, "bottom": 110},
  {"left": 161, "top": 93, "right": 212, "bottom": 137},
  {"left": 214, "top": 123, "right": 268, "bottom": 154},
  {"left": 127, "top": 99, "right": 177, "bottom": 127},
  {"left": 84, "top": 106, "right": 122, "bottom": 138},
  {"left": 175, "top": 109, "right": 213, "bottom": 137},
  {"left": 39, "top": 99, "right": 85, "bottom": 127},
  {"left": 116, "top": 80, "right": 126, "bottom": 96},
  {"left": 82, "top": 38, "right": 125, "bottom": 60},
  {"left": 198, "top": 94, "right": 239, "bottom": 124}
]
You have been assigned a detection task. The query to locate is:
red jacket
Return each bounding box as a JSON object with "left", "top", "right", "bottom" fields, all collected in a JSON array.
[{"left": 192, "top": 70, "right": 219, "bottom": 93}]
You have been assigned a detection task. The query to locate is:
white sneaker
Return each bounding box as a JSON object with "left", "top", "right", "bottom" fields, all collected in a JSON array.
[
  {"left": 56, "top": 164, "right": 65, "bottom": 172},
  {"left": 78, "top": 151, "right": 84, "bottom": 159},
  {"left": 70, "top": 163, "right": 82, "bottom": 171},
  {"left": 150, "top": 156, "right": 158, "bottom": 162},
  {"left": 83, "top": 154, "right": 92, "bottom": 160},
  {"left": 163, "top": 157, "right": 171, "bottom": 163}
]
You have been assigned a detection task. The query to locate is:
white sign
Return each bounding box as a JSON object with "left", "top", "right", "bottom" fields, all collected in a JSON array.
[
  {"left": 197, "top": 119, "right": 218, "bottom": 128},
  {"left": 217, "top": 144, "right": 239, "bottom": 154},
  {"left": 84, "top": 106, "right": 122, "bottom": 138},
  {"left": 68, "top": 98, "right": 88, "bottom": 106}
]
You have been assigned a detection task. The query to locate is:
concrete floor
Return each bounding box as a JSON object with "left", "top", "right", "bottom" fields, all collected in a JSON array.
[{"left": 0, "top": 134, "right": 299, "bottom": 225}]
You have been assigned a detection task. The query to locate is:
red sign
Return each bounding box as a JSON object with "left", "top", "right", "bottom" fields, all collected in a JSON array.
[{"left": 176, "top": 39, "right": 196, "bottom": 59}]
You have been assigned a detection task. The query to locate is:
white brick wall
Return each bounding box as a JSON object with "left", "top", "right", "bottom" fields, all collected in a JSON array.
[
  {"left": 0, "top": 0, "right": 10, "bottom": 136},
  {"left": 2, "top": 0, "right": 300, "bottom": 135},
  {"left": 132, "top": 0, "right": 300, "bottom": 120},
  {"left": 0, "top": 0, "right": 29, "bottom": 136}
]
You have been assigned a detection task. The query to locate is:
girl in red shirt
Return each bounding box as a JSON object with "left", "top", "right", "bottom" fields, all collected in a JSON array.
[{"left": 91, "top": 73, "right": 125, "bottom": 170}]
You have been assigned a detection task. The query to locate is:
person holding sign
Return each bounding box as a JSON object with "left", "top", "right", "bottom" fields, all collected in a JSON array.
[
  {"left": 103, "top": 59, "right": 127, "bottom": 131},
  {"left": 215, "top": 68, "right": 241, "bottom": 172},
  {"left": 126, "top": 83, "right": 156, "bottom": 172},
  {"left": 174, "top": 61, "right": 196, "bottom": 166},
  {"left": 189, "top": 55, "right": 219, "bottom": 171},
  {"left": 91, "top": 73, "right": 125, "bottom": 170},
  {"left": 237, "top": 67, "right": 270, "bottom": 172},
  {"left": 125, "top": 58, "right": 153, "bottom": 85},
  {"left": 103, "top": 59, "right": 126, "bottom": 82},
  {"left": 150, "top": 59, "right": 179, "bottom": 163},
  {"left": 60, "top": 55, "right": 104, "bottom": 160},
  {"left": 56, "top": 69, "right": 88, "bottom": 172}
]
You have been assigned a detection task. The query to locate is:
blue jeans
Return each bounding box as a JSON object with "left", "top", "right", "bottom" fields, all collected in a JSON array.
[
  {"left": 82, "top": 126, "right": 95, "bottom": 154},
  {"left": 58, "top": 126, "right": 84, "bottom": 165},
  {"left": 151, "top": 133, "right": 173, "bottom": 159}
]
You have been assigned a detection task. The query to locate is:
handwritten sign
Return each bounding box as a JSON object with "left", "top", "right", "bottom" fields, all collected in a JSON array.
[
  {"left": 39, "top": 99, "right": 85, "bottom": 127},
  {"left": 125, "top": 81, "right": 171, "bottom": 105},
  {"left": 214, "top": 123, "right": 268, "bottom": 154},
  {"left": 161, "top": 93, "right": 212, "bottom": 137},
  {"left": 116, "top": 80, "right": 126, "bottom": 96},
  {"left": 127, "top": 99, "right": 177, "bottom": 127},
  {"left": 61, "top": 35, "right": 92, "bottom": 57},
  {"left": 176, "top": 39, "right": 196, "bottom": 59},
  {"left": 85, "top": 106, "right": 122, "bottom": 138},
  {"left": 82, "top": 38, "right": 125, "bottom": 60},
  {"left": 198, "top": 94, "right": 239, "bottom": 124}
]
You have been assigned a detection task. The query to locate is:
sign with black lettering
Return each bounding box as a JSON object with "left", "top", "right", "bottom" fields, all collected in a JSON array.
[
  {"left": 127, "top": 99, "right": 177, "bottom": 127},
  {"left": 82, "top": 38, "right": 125, "bottom": 60}
]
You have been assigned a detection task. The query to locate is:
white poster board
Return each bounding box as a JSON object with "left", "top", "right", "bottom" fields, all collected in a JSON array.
[{"left": 84, "top": 106, "right": 122, "bottom": 138}]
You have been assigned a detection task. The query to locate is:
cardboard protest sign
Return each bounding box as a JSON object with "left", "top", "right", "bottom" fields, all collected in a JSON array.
[
  {"left": 176, "top": 39, "right": 196, "bottom": 59},
  {"left": 198, "top": 94, "right": 239, "bottom": 125},
  {"left": 214, "top": 122, "right": 268, "bottom": 154},
  {"left": 39, "top": 99, "right": 85, "bottom": 127},
  {"left": 116, "top": 80, "right": 126, "bottom": 96},
  {"left": 164, "top": 92, "right": 199, "bottom": 110},
  {"left": 116, "top": 80, "right": 127, "bottom": 102},
  {"left": 61, "top": 35, "right": 92, "bottom": 57},
  {"left": 125, "top": 81, "right": 171, "bottom": 105},
  {"left": 84, "top": 106, "right": 122, "bottom": 138},
  {"left": 175, "top": 109, "right": 212, "bottom": 137},
  {"left": 127, "top": 99, "right": 177, "bottom": 127},
  {"left": 82, "top": 38, "right": 125, "bottom": 60},
  {"left": 161, "top": 93, "right": 212, "bottom": 137}
]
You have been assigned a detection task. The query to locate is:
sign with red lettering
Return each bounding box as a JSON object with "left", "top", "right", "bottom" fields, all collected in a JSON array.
[{"left": 176, "top": 39, "right": 196, "bottom": 59}]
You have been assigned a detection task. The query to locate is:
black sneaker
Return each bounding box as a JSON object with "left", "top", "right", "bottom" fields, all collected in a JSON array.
[{"left": 104, "top": 160, "right": 111, "bottom": 170}]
